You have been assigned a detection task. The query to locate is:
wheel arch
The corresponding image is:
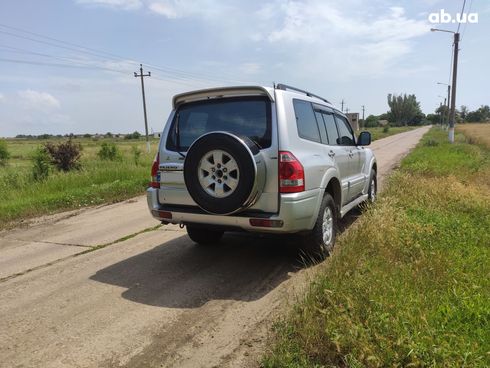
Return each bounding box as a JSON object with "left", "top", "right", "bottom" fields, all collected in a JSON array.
[{"left": 316, "top": 169, "right": 342, "bottom": 219}]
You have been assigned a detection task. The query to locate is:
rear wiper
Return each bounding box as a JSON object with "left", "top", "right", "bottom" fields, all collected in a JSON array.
[{"left": 175, "top": 112, "right": 186, "bottom": 159}]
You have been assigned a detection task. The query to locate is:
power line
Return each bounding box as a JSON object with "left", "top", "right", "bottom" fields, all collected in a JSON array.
[
  {"left": 0, "top": 57, "right": 130, "bottom": 74},
  {"left": 0, "top": 23, "right": 255, "bottom": 85},
  {"left": 448, "top": 43, "right": 454, "bottom": 87},
  {"left": 456, "top": 0, "right": 467, "bottom": 33},
  {"left": 0, "top": 57, "right": 210, "bottom": 87},
  {"left": 460, "top": 0, "right": 473, "bottom": 41}
]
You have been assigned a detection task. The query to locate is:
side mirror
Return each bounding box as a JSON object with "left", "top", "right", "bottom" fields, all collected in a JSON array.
[{"left": 357, "top": 131, "right": 371, "bottom": 146}]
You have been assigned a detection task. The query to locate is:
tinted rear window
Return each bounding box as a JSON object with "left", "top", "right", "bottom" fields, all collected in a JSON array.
[{"left": 166, "top": 96, "right": 271, "bottom": 151}]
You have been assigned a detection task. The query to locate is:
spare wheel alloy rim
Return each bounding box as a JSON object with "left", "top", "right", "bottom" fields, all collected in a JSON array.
[{"left": 197, "top": 149, "right": 240, "bottom": 198}]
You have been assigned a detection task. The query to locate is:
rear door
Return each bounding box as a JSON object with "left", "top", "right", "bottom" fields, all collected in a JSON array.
[
  {"left": 333, "top": 114, "right": 366, "bottom": 201},
  {"left": 315, "top": 110, "right": 351, "bottom": 205}
]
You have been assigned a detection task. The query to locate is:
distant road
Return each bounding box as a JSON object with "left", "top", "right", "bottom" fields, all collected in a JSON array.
[{"left": 0, "top": 125, "right": 430, "bottom": 368}]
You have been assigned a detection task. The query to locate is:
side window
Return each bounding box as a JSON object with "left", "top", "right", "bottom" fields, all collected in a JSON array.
[
  {"left": 322, "top": 112, "right": 340, "bottom": 146},
  {"left": 293, "top": 99, "right": 321, "bottom": 143},
  {"left": 334, "top": 115, "right": 356, "bottom": 146},
  {"left": 314, "top": 111, "right": 329, "bottom": 144}
]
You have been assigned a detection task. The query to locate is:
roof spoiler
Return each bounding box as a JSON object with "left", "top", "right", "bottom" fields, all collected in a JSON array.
[{"left": 172, "top": 86, "right": 274, "bottom": 108}]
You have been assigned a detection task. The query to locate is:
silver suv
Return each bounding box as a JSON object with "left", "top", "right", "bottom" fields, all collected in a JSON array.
[{"left": 147, "top": 84, "right": 377, "bottom": 258}]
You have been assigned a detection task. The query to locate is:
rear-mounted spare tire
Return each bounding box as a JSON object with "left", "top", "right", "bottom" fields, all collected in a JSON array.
[{"left": 184, "top": 132, "right": 265, "bottom": 215}]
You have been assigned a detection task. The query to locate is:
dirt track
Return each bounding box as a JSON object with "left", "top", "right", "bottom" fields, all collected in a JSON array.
[{"left": 0, "top": 126, "right": 430, "bottom": 368}]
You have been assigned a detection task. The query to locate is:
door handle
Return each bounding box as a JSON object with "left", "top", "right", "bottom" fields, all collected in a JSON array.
[
  {"left": 348, "top": 150, "right": 354, "bottom": 158},
  {"left": 328, "top": 150, "right": 335, "bottom": 158}
]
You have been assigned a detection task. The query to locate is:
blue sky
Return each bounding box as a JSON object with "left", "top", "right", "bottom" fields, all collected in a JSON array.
[{"left": 0, "top": 0, "right": 488, "bottom": 136}]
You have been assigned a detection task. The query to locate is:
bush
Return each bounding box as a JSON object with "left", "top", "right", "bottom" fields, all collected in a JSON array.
[
  {"left": 131, "top": 145, "right": 142, "bottom": 165},
  {"left": 31, "top": 147, "right": 51, "bottom": 181},
  {"left": 0, "top": 139, "right": 10, "bottom": 166},
  {"left": 424, "top": 139, "right": 439, "bottom": 147},
  {"left": 125, "top": 131, "right": 141, "bottom": 140},
  {"left": 383, "top": 125, "right": 390, "bottom": 133},
  {"left": 44, "top": 140, "right": 82, "bottom": 171},
  {"left": 97, "top": 142, "right": 120, "bottom": 161},
  {"left": 364, "top": 115, "right": 379, "bottom": 128}
]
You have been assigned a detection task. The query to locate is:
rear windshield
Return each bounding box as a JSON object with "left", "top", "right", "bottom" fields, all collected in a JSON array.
[{"left": 166, "top": 96, "right": 272, "bottom": 151}]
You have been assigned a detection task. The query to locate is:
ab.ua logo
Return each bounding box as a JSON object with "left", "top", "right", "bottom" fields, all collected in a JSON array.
[{"left": 429, "top": 9, "right": 478, "bottom": 24}]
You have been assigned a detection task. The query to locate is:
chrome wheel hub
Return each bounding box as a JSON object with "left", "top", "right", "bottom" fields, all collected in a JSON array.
[
  {"left": 370, "top": 178, "right": 376, "bottom": 202},
  {"left": 198, "top": 150, "right": 239, "bottom": 198},
  {"left": 322, "top": 207, "right": 334, "bottom": 245}
]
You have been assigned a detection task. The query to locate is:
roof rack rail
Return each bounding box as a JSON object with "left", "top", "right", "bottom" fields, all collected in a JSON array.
[{"left": 275, "top": 83, "right": 330, "bottom": 104}]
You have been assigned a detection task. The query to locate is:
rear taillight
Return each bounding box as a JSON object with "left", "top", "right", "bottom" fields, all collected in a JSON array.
[
  {"left": 279, "top": 151, "right": 305, "bottom": 193},
  {"left": 150, "top": 152, "right": 160, "bottom": 188}
]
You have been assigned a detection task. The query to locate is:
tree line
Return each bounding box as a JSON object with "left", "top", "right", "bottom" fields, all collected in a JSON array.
[
  {"left": 14, "top": 131, "right": 143, "bottom": 140},
  {"left": 363, "top": 93, "right": 489, "bottom": 128}
]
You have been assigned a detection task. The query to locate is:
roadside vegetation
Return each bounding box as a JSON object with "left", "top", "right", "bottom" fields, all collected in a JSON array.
[
  {"left": 0, "top": 136, "right": 157, "bottom": 228},
  {"left": 457, "top": 123, "right": 490, "bottom": 148},
  {"left": 264, "top": 126, "right": 490, "bottom": 367},
  {"left": 362, "top": 126, "right": 416, "bottom": 141}
]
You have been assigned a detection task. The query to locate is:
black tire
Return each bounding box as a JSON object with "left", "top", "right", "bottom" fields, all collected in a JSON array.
[
  {"left": 368, "top": 170, "right": 377, "bottom": 203},
  {"left": 300, "top": 193, "right": 337, "bottom": 261},
  {"left": 184, "top": 132, "right": 259, "bottom": 215},
  {"left": 186, "top": 226, "right": 224, "bottom": 245}
]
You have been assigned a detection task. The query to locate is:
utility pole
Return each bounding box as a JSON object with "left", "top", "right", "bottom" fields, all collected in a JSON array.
[
  {"left": 432, "top": 28, "right": 460, "bottom": 143},
  {"left": 446, "top": 84, "right": 451, "bottom": 128},
  {"left": 449, "top": 33, "right": 460, "bottom": 143},
  {"left": 437, "top": 82, "right": 451, "bottom": 129},
  {"left": 439, "top": 102, "right": 443, "bottom": 126},
  {"left": 340, "top": 99, "right": 345, "bottom": 112},
  {"left": 361, "top": 105, "right": 365, "bottom": 128},
  {"left": 345, "top": 107, "right": 349, "bottom": 114},
  {"left": 134, "top": 64, "right": 151, "bottom": 152},
  {"left": 443, "top": 97, "right": 447, "bottom": 126}
]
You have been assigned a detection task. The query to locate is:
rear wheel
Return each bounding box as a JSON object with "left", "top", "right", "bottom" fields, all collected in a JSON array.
[
  {"left": 186, "top": 225, "right": 224, "bottom": 245},
  {"left": 301, "top": 193, "right": 337, "bottom": 261}
]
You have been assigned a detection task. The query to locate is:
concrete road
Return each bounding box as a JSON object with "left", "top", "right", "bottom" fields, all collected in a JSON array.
[{"left": 0, "top": 126, "right": 429, "bottom": 368}]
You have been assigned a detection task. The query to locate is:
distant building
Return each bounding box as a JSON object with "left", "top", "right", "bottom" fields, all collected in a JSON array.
[
  {"left": 377, "top": 120, "right": 389, "bottom": 127},
  {"left": 346, "top": 112, "right": 360, "bottom": 131}
]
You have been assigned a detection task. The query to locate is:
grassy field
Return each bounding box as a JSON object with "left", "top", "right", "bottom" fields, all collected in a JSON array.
[
  {"left": 0, "top": 137, "right": 159, "bottom": 228},
  {"left": 263, "top": 127, "right": 490, "bottom": 367},
  {"left": 362, "top": 126, "right": 417, "bottom": 141},
  {"left": 0, "top": 126, "right": 419, "bottom": 229},
  {"left": 457, "top": 123, "right": 490, "bottom": 148}
]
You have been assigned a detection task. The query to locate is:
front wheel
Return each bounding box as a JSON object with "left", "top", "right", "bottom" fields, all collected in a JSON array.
[
  {"left": 186, "top": 226, "right": 224, "bottom": 245},
  {"left": 368, "top": 170, "right": 377, "bottom": 203},
  {"left": 301, "top": 193, "right": 337, "bottom": 261}
]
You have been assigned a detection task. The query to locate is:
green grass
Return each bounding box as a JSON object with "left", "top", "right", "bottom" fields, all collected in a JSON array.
[
  {"left": 0, "top": 137, "right": 159, "bottom": 228},
  {"left": 364, "top": 126, "right": 417, "bottom": 141},
  {"left": 263, "top": 127, "right": 490, "bottom": 367}
]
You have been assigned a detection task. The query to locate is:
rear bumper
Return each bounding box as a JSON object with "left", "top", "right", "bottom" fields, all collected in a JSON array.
[{"left": 146, "top": 187, "right": 322, "bottom": 233}]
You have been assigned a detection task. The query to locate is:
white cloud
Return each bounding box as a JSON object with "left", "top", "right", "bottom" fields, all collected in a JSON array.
[
  {"left": 263, "top": 2, "right": 427, "bottom": 43},
  {"left": 148, "top": 2, "right": 178, "bottom": 18},
  {"left": 147, "top": 0, "right": 229, "bottom": 19},
  {"left": 255, "top": 1, "right": 429, "bottom": 78},
  {"left": 76, "top": 0, "right": 142, "bottom": 10},
  {"left": 0, "top": 93, "right": 4, "bottom": 102},
  {"left": 239, "top": 62, "right": 261, "bottom": 75},
  {"left": 18, "top": 90, "right": 61, "bottom": 111}
]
